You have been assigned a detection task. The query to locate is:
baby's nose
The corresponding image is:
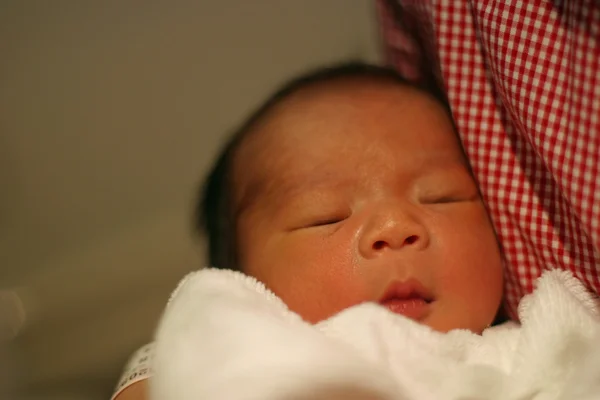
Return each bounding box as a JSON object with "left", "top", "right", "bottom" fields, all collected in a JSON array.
[
  {"left": 359, "top": 208, "right": 429, "bottom": 258},
  {"left": 372, "top": 233, "right": 419, "bottom": 251}
]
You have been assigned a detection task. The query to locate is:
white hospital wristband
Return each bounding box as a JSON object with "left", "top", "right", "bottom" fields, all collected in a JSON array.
[{"left": 110, "top": 343, "right": 154, "bottom": 400}]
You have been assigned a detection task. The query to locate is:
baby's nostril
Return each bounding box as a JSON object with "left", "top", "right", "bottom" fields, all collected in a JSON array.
[
  {"left": 373, "top": 240, "right": 386, "bottom": 250},
  {"left": 404, "top": 235, "right": 418, "bottom": 245}
]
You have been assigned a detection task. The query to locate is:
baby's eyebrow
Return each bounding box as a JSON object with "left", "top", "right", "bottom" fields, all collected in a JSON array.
[
  {"left": 408, "top": 150, "right": 469, "bottom": 167},
  {"left": 269, "top": 176, "right": 349, "bottom": 204},
  {"left": 236, "top": 173, "right": 347, "bottom": 218}
]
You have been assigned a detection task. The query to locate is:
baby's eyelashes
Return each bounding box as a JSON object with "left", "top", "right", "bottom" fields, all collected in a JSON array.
[
  {"left": 419, "top": 192, "right": 479, "bottom": 205},
  {"left": 308, "top": 216, "right": 347, "bottom": 228},
  {"left": 422, "top": 195, "right": 468, "bottom": 204},
  {"left": 288, "top": 212, "right": 350, "bottom": 231}
]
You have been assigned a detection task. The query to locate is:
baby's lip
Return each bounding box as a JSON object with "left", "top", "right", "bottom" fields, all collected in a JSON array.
[
  {"left": 378, "top": 279, "right": 434, "bottom": 320},
  {"left": 379, "top": 279, "right": 433, "bottom": 304}
]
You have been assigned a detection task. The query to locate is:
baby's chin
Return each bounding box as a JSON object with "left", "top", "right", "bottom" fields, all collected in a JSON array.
[
  {"left": 377, "top": 299, "right": 491, "bottom": 334},
  {"left": 292, "top": 296, "right": 496, "bottom": 335},
  {"left": 422, "top": 314, "right": 491, "bottom": 335},
  {"left": 303, "top": 304, "right": 489, "bottom": 335}
]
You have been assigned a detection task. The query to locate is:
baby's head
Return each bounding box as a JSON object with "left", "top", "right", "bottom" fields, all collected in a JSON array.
[{"left": 198, "top": 63, "right": 503, "bottom": 334}]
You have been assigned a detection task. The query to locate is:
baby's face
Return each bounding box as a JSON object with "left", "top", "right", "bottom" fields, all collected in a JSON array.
[{"left": 233, "top": 79, "right": 503, "bottom": 333}]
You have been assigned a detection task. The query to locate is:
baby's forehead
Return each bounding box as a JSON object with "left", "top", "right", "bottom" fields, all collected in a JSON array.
[
  {"left": 241, "top": 77, "right": 427, "bottom": 151},
  {"left": 232, "top": 78, "right": 457, "bottom": 205}
]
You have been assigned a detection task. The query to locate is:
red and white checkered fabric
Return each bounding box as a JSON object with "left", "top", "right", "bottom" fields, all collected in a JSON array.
[{"left": 378, "top": 0, "right": 600, "bottom": 319}]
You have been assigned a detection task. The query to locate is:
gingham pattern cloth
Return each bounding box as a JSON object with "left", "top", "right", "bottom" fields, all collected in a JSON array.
[{"left": 377, "top": 0, "right": 600, "bottom": 318}]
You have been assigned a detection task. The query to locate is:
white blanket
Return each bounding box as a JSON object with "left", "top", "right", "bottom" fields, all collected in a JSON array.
[{"left": 150, "top": 269, "right": 600, "bottom": 400}]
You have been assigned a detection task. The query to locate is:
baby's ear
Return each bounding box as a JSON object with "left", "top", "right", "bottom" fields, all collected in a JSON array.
[{"left": 376, "top": 0, "right": 444, "bottom": 91}]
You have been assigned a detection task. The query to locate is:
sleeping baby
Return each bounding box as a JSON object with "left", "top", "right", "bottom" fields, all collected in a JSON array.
[{"left": 150, "top": 63, "right": 600, "bottom": 400}]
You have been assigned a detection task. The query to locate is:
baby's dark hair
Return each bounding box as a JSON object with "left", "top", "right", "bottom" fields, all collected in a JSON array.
[{"left": 195, "top": 61, "right": 451, "bottom": 270}]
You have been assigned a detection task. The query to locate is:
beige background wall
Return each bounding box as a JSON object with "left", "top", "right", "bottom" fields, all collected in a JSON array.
[{"left": 0, "top": 1, "right": 382, "bottom": 398}]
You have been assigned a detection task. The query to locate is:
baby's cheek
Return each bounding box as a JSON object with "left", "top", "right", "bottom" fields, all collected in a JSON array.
[
  {"left": 275, "top": 236, "right": 369, "bottom": 323},
  {"left": 435, "top": 214, "right": 503, "bottom": 321}
]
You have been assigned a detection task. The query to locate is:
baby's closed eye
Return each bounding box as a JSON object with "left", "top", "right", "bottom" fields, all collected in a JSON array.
[
  {"left": 281, "top": 191, "right": 351, "bottom": 231},
  {"left": 419, "top": 191, "right": 479, "bottom": 204},
  {"left": 416, "top": 171, "right": 479, "bottom": 205},
  {"left": 291, "top": 211, "right": 350, "bottom": 230},
  {"left": 417, "top": 179, "right": 480, "bottom": 205}
]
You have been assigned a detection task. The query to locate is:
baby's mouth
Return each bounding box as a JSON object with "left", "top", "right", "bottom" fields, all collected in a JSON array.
[{"left": 378, "top": 280, "right": 433, "bottom": 321}]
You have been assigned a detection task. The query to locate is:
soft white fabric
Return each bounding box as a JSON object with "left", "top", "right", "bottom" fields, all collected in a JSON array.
[{"left": 150, "top": 269, "right": 600, "bottom": 400}]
